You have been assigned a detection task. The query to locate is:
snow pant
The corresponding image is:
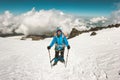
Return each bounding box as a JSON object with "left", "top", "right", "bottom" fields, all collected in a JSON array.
[
  {"left": 54, "top": 48, "right": 65, "bottom": 62},
  {"left": 55, "top": 50, "right": 64, "bottom": 58}
]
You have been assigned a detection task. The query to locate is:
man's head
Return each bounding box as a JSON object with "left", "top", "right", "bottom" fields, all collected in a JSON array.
[
  {"left": 57, "top": 30, "right": 62, "bottom": 36},
  {"left": 56, "top": 27, "right": 62, "bottom": 36}
]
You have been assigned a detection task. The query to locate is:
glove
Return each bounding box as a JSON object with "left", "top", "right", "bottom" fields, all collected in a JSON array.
[
  {"left": 67, "top": 45, "right": 70, "bottom": 49},
  {"left": 47, "top": 46, "right": 51, "bottom": 50}
]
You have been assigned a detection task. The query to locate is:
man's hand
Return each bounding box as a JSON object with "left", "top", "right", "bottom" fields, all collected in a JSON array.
[
  {"left": 47, "top": 46, "right": 51, "bottom": 50},
  {"left": 67, "top": 45, "right": 70, "bottom": 49}
]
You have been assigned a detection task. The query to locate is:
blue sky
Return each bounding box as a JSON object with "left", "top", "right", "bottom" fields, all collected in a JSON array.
[{"left": 0, "top": 0, "right": 119, "bottom": 17}]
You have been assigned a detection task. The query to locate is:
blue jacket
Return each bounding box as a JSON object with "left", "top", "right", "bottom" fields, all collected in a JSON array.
[{"left": 49, "top": 34, "right": 69, "bottom": 50}]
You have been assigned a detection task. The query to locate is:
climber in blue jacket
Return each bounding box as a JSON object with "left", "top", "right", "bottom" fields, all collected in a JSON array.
[{"left": 47, "top": 27, "right": 70, "bottom": 66}]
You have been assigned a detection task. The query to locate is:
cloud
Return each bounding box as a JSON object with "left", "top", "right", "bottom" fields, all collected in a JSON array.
[
  {"left": 89, "top": 16, "right": 108, "bottom": 27},
  {"left": 110, "top": 9, "right": 120, "bottom": 24},
  {"left": 0, "top": 8, "right": 74, "bottom": 35},
  {"left": 15, "top": 8, "right": 75, "bottom": 35},
  {"left": 108, "top": 2, "right": 120, "bottom": 24},
  {"left": 0, "top": 11, "right": 17, "bottom": 34},
  {"left": 1, "top": 8, "right": 118, "bottom": 36},
  {"left": 90, "top": 16, "right": 107, "bottom": 23}
]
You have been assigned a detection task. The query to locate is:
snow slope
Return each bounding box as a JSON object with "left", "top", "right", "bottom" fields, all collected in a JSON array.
[{"left": 0, "top": 27, "right": 120, "bottom": 80}]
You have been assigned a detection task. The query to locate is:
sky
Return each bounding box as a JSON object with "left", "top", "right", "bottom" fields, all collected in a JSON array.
[{"left": 0, "top": 0, "right": 119, "bottom": 17}]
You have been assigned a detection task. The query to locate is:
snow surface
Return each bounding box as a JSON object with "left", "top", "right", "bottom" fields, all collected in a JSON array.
[{"left": 0, "top": 28, "right": 120, "bottom": 80}]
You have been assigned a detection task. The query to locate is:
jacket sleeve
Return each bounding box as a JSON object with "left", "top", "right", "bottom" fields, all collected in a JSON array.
[
  {"left": 63, "top": 37, "right": 69, "bottom": 46},
  {"left": 49, "top": 37, "right": 56, "bottom": 48}
]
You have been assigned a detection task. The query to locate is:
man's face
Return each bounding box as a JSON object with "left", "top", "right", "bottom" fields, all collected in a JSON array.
[{"left": 57, "top": 30, "right": 61, "bottom": 36}]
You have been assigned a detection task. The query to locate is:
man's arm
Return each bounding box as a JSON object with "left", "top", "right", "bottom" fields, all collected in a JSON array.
[
  {"left": 49, "top": 37, "right": 56, "bottom": 48},
  {"left": 63, "top": 37, "right": 69, "bottom": 46},
  {"left": 64, "top": 37, "right": 70, "bottom": 49}
]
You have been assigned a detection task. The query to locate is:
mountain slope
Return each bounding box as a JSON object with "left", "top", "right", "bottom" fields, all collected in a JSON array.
[{"left": 0, "top": 27, "right": 120, "bottom": 80}]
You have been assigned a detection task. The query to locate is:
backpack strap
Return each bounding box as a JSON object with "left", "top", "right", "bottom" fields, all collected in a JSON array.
[{"left": 55, "top": 33, "right": 65, "bottom": 44}]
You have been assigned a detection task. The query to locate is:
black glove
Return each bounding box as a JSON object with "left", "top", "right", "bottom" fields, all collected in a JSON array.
[
  {"left": 67, "top": 45, "right": 70, "bottom": 49},
  {"left": 47, "top": 46, "right": 51, "bottom": 50}
]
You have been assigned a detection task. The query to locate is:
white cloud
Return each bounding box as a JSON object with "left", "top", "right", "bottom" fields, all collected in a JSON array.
[
  {"left": 90, "top": 16, "right": 107, "bottom": 23},
  {"left": 110, "top": 9, "right": 120, "bottom": 24},
  {"left": 0, "top": 8, "right": 75, "bottom": 35},
  {"left": 0, "top": 11, "right": 17, "bottom": 34},
  {"left": 2, "top": 8, "right": 118, "bottom": 36},
  {"left": 15, "top": 8, "right": 75, "bottom": 35},
  {"left": 88, "top": 16, "right": 108, "bottom": 27}
]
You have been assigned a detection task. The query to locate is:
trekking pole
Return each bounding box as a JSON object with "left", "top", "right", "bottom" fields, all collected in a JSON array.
[
  {"left": 65, "top": 49, "right": 69, "bottom": 68},
  {"left": 48, "top": 50, "right": 52, "bottom": 68}
]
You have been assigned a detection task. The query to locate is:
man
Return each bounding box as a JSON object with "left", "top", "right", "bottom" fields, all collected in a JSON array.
[{"left": 47, "top": 27, "right": 70, "bottom": 66}]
